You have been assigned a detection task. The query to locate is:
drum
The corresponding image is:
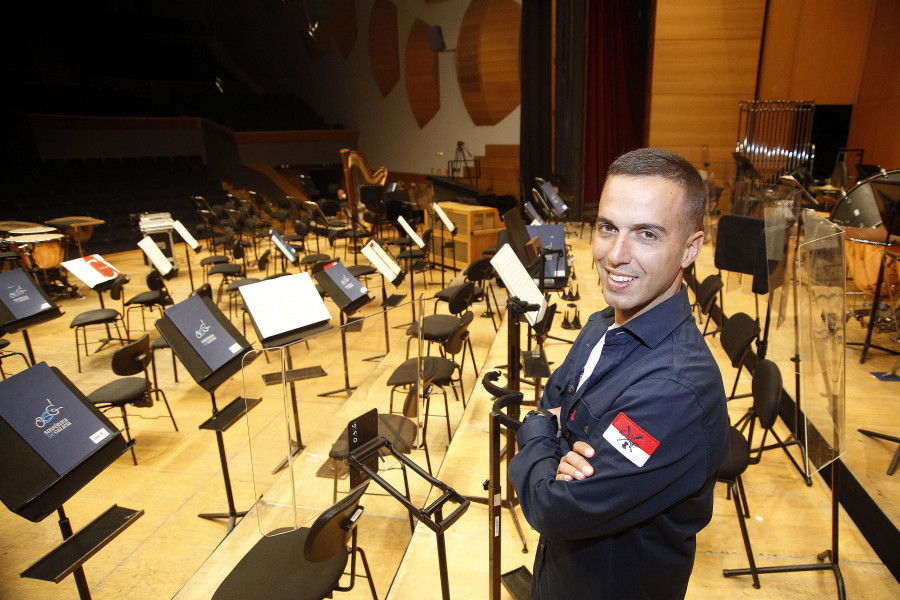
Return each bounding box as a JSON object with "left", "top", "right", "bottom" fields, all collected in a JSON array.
[
  {"left": 845, "top": 236, "right": 900, "bottom": 298},
  {"left": 831, "top": 169, "right": 900, "bottom": 228},
  {"left": 7, "top": 233, "right": 66, "bottom": 270}
]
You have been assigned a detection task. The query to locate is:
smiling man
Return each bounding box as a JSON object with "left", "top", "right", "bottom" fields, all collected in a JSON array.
[{"left": 508, "top": 148, "right": 729, "bottom": 600}]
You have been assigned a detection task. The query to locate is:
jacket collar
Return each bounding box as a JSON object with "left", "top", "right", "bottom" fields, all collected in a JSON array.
[{"left": 612, "top": 285, "right": 693, "bottom": 349}]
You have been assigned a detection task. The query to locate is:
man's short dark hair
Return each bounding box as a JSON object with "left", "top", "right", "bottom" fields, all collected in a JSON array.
[{"left": 604, "top": 148, "right": 707, "bottom": 234}]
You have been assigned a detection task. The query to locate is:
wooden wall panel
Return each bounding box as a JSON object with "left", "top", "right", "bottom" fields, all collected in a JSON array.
[
  {"left": 368, "top": 0, "right": 400, "bottom": 97},
  {"left": 456, "top": 0, "right": 521, "bottom": 126},
  {"left": 649, "top": 0, "right": 765, "bottom": 176},
  {"left": 405, "top": 18, "right": 440, "bottom": 128},
  {"left": 330, "top": 0, "right": 357, "bottom": 59}
]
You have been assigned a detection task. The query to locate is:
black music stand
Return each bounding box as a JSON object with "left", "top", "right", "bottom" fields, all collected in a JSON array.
[
  {"left": 0, "top": 362, "right": 142, "bottom": 600},
  {"left": 314, "top": 261, "right": 373, "bottom": 397},
  {"left": 270, "top": 227, "right": 300, "bottom": 272},
  {"left": 346, "top": 408, "right": 470, "bottom": 600},
  {"left": 240, "top": 273, "right": 332, "bottom": 472},
  {"left": 0, "top": 268, "right": 63, "bottom": 365},
  {"left": 432, "top": 202, "right": 459, "bottom": 287},
  {"left": 155, "top": 295, "right": 258, "bottom": 532}
]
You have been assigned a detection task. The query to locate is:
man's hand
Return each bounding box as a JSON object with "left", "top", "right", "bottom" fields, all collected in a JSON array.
[{"left": 556, "top": 441, "right": 595, "bottom": 481}]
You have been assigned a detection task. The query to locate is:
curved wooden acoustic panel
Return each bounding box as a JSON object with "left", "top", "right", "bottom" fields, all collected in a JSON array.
[
  {"left": 329, "top": 0, "right": 357, "bottom": 59},
  {"left": 456, "top": 0, "right": 521, "bottom": 126},
  {"left": 405, "top": 18, "right": 441, "bottom": 127},
  {"left": 368, "top": 0, "right": 400, "bottom": 97}
]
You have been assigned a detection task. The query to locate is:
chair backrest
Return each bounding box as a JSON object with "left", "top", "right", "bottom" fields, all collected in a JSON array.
[
  {"left": 108, "top": 274, "right": 128, "bottom": 301},
  {"left": 720, "top": 312, "right": 759, "bottom": 368},
  {"left": 147, "top": 270, "right": 164, "bottom": 291},
  {"left": 447, "top": 281, "right": 475, "bottom": 315},
  {"left": 752, "top": 359, "right": 783, "bottom": 430},
  {"left": 111, "top": 334, "right": 151, "bottom": 377},
  {"left": 697, "top": 274, "right": 724, "bottom": 314},
  {"left": 465, "top": 256, "right": 494, "bottom": 283},
  {"left": 258, "top": 249, "right": 271, "bottom": 272},
  {"left": 304, "top": 482, "right": 369, "bottom": 562},
  {"left": 443, "top": 311, "right": 474, "bottom": 356}
]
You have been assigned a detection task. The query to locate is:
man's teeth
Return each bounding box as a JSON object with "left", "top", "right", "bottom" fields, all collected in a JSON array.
[{"left": 609, "top": 274, "right": 635, "bottom": 283}]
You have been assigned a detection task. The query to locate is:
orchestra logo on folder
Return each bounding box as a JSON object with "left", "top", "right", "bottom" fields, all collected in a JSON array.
[
  {"left": 0, "top": 363, "right": 113, "bottom": 476},
  {"left": 1, "top": 269, "right": 52, "bottom": 320},
  {"left": 164, "top": 295, "right": 243, "bottom": 372}
]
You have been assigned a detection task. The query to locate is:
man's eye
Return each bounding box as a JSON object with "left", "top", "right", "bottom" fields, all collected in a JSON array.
[
  {"left": 638, "top": 230, "right": 657, "bottom": 240},
  {"left": 597, "top": 224, "right": 615, "bottom": 234}
]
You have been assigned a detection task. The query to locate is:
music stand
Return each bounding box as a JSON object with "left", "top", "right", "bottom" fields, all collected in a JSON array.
[
  {"left": 361, "top": 239, "right": 406, "bottom": 360},
  {"left": 240, "top": 273, "right": 332, "bottom": 472},
  {"left": 137, "top": 236, "right": 177, "bottom": 280},
  {"left": 173, "top": 220, "right": 201, "bottom": 289},
  {"left": 346, "top": 408, "right": 470, "bottom": 600},
  {"left": 0, "top": 268, "right": 62, "bottom": 365},
  {"left": 314, "top": 261, "right": 373, "bottom": 397},
  {"left": 155, "top": 295, "right": 258, "bottom": 531},
  {"left": 269, "top": 228, "right": 300, "bottom": 272},
  {"left": 0, "top": 362, "right": 142, "bottom": 600},
  {"left": 433, "top": 202, "right": 459, "bottom": 287},
  {"left": 395, "top": 215, "right": 427, "bottom": 324}
]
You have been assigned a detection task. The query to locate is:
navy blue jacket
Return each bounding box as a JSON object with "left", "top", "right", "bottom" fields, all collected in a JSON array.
[{"left": 508, "top": 286, "right": 729, "bottom": 599}]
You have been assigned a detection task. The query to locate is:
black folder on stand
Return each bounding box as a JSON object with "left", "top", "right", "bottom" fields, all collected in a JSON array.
[
  {"left": 0, "top": 269, "right": 62, "bottom": 332},
  {"left": 314, "top": 261, "right": 373, "bottom": 316},
  {"left": 0, "top": 362, "right": 129, "bottom": 522},
  {"left": 155, "top": 295, "right": 254, "bottom": 392}
]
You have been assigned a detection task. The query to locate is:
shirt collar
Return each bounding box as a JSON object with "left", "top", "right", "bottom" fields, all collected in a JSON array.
[{"left": 613, "top": 285, "right": 693, "bottom": 349}]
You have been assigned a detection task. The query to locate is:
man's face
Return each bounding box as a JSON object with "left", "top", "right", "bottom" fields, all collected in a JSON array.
[{"left": 592, "top": 175, "right": 703, "bottom": 324}]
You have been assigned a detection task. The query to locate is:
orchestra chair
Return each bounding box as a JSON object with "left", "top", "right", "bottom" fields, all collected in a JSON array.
[
  {"left": 405, "top": 283, "right": 475, "bottom": 360},
  {"left": 396, "top": 227, "right": 435, "bottom": 288},
  {"left": 716, "top": 425, "right": 760, "bottom": 589},
  {"left": 70, "top": 274, "right": 129, "bottom": 373},
  {"left": 720, "top": 312, "right": 759, "bottom": 400},
  {"left": 734, "top": 359, "right": 808, "bottom": 479},
  {"left": 692, "top": 273, "right": 724, "bottom": 336},
  {"left": 433, "top": 256, "right": 500, "bottom": 330},
  {"left": 208, "top": 237, "right": 248, "bottom": 304},
  {"left": 124, "top": 270, "right": 174, "bottom": 332},
  {"left": 87, "top": 334, "right": 178, "bottom": 465},
  {"left": 212, "top": 483, "right": 378, "bottom": 600},
  {"left": 0, "top": 332, "right": 30, "bottom": 379}
]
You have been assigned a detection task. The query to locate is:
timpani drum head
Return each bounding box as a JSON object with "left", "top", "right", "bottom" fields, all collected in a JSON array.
[{"left": 830, "top": 169, "right": 900, "bottom": 228}]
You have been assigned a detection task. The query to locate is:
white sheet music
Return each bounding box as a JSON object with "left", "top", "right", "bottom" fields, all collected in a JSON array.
[
  {"left": 490, "top": 244, "right": 546, "bottom": 326},
  {"left": 61, "top": 255, "right": 121, "bottom": 289},
  {"left": 172, "top": 220, "right": 200, "bottom": 250},
  {"left": 397, "top": 216, "right": 425, "bottom": 248},
  {"left": 361, "top": 240, "right": 401, "bottom": 282},
  {"left": 432, "top": 202, "right": 457, "bottom": 233},
  {"left": 138, "top": 237, "right": 174, "bottom": 276},
  {"left": 239, "top": 272, "right": 331, "bottom": 340}
]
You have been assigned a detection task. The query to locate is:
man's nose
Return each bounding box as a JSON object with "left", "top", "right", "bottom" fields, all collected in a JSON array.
[{"left": 607, "top": 234, "right": 631, "bottom": 265}]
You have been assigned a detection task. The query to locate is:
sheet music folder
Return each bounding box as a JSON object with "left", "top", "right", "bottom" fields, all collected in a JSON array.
[
  {"left": 156, "top": 295, "right": 254, "bottom": 392},
  {"left": 0, "top": 363, "right": 128, "bottom": 522},
  {"left": 0, "top": 268, "right": 62, "bottom": 332},
  {"left": 240, "top": 272, "right": 332, "bottom": 347},
  {"left": 314, "top": 261, "right": 373, "bottom": 316},
  {"left": 490, "top": 244, "right": 547, "bottom": 326}
]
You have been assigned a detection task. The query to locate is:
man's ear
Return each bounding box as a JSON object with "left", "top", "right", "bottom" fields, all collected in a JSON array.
[{"left": 681, "top": 231, "right": 704, "bottom": 268}]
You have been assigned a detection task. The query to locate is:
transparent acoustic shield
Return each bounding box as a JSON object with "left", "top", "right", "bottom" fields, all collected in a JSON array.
[
  {"left": 796, "top": 209, "right": 846, "bottom": 473},
  {"left": 239, "top": 297, "right": 425, "bottom": 535},
  {"left": 763, "top": 188, "right": 801, "bottom": 329}
]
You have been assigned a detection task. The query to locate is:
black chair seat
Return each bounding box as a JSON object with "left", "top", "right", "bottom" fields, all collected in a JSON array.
[
  {"left": 125, "top": 290, "right": 165, "bottom": 306},
  {"left": 225, "top": 278, "right": 260, "bottom": 292},
  {"left": 89, "top": 377, "right": 149, "bottom": 407},
  {"left": 347, "top": 264, "right": 376, "bottom": 279},
  {"left": 0, "top": 339, "right": 9, "bottom": 350},
  {"left": 209, "top": 263, "right": 243, "bottom": 276},
  {"left": 719, "top": 427, "right": 750, "bottom": 480},
  {"left": 397, "top": 248, "right": 426, "bottom": 260},
  {"left": 301, "top": 253, "right": 331, "bottom": 266},
  {"left": 70, "top": 308, "right": 119, "bottom": 328},
  {"left": 387, "top": 357, "right": 438, "bottom": 388},
  {"left": 200, "top": 255, "right": 229, "bottom": 267},
  {"left": 151, "top": 336, "right": 170, "bottom": 350},
  {"left": 406, "top": 314, "right": 459, "bottom": 341},
  {"left": 212, "top": 527, "right": 348, "bottom": 600}
]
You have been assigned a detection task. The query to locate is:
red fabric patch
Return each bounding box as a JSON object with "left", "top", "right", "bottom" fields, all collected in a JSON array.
[{"left": 611, "top": 412, "right": 660, "bottom": 456}]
